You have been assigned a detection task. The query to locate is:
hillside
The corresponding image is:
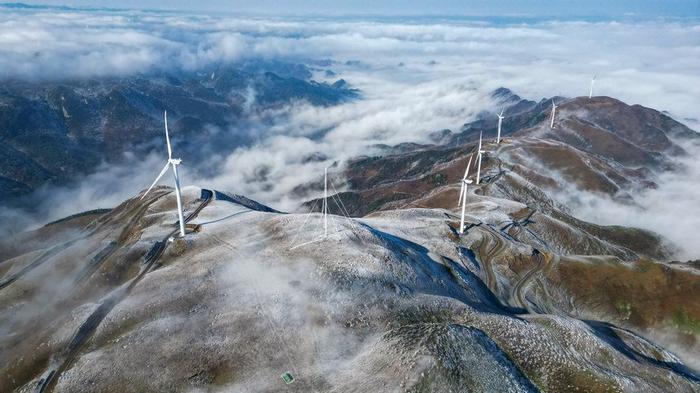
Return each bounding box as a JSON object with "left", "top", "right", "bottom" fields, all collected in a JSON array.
[{"left": 0, "top": 182, "right": 698, "bottom": 391}]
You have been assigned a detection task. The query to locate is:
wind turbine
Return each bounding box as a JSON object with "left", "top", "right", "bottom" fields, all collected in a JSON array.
[
  {"left": 288, "top": 166, "right": 359, "bottom": 250},
  {"left": 496, "top": 108, "right": 505, "bottom": 144},
  {"left": 141, "top": 111, "right": 186, "bottom": 238},
  {"left": 322, "top": 167, "right": 328, "bottom": 238},
  {"left": 458, "top": 155, "right": 473, "bottom": 234},
  {"left": 549, "top": 99, "right": 558, "bottom": 129},
  {"left": 589, "top": 75, "right": 596, "bottom": 99},
  {"left": 457, "top": 155, "right": 473, "bottom": 207},
  {"left": 475, "top": 131, "right": 486, "bottom": 185}
]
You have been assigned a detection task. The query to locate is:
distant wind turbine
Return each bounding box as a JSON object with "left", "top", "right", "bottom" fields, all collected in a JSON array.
[
  {"left": 549, "top": 99, "right": 558, "bottom": 129},
  {"left": 589, "top": 75, "right": 596, "bottom": 99},
  {"left": 476, "top": 131, "right": 486, "bottom": 185},
  {"left": 141, "top": 111, "right": 186, "bottom": 238},
  {"left": 496, "top": 108, "right": 505, "bottom": 144},
  {"left": 458, "top": 155, "right": 473, "bottom": 234}
]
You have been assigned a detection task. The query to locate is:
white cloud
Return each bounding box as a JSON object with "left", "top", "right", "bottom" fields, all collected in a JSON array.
[{"left": 558, "top": 140, "right": 700, "bottom": 260}]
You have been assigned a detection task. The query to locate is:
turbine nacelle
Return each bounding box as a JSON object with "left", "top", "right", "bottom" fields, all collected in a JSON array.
[{"left": 168, "top": 158, "right": 182, "bottom": 166}]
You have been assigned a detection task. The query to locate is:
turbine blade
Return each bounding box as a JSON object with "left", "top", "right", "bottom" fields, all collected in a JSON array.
[
  {"left": 141, "top": 162, "right": 170, "bottom": 199},
  {"left": 462, "top": 156, "right": 472, "bottom": 180},
  {"left": 164, "top": 111, "right": 172, "bottom": 160},
  {"left": 465, "top": 155, "right": 473, "bottom": 177}
]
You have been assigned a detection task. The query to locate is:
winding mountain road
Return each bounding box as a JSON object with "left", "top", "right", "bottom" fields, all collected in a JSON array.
[{"left": 511, "top": 251, "right": 554, "bottom": 312}]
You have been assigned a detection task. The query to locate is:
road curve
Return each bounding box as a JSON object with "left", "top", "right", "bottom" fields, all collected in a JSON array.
[{"left": 511, "top": 250, "right": 549, "bottom": 312}]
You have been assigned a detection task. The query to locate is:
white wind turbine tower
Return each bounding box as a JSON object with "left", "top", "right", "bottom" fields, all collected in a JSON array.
[
  {"left": 549, "top": 99, "right": 558, "bottom": 129},
  {"left": 289, "top": 166, "right": 359, "bottom": 250},
  {"left": 322, "top": 167, "right": 328, "bottom": 237},
  {"left": 141, "top": 111, "right": 186, "bottom": 237},
  {"left": 457, "top": 155, "right": 473, "bottom": 234},
  {"left": 589, "top": 75, "right": 596, "bottom": 99},
  {"left": 475, "top": 131, "right": 486, "bottom": 185},
  {"left": 496, "top": 108, "right": 505, "bottom": 144}
]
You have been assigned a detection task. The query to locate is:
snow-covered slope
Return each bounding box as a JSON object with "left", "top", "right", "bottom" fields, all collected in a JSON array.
[{"left": 1, "top": 186, "right": 698, "bottom": 392}]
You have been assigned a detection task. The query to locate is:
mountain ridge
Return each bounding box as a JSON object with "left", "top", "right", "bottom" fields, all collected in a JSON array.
[{"left": 0, "top": 184, "right": 697, "bottom": 391}]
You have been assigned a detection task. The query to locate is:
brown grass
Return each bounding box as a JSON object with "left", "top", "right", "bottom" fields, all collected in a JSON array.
[{"left": 550, "top": 257, "right": 700, "bottom": 338}]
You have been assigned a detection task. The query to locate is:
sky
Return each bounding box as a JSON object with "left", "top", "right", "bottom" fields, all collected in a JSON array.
[
  {"left": 9, "top": 0, "right": 700, "bottom": 18},
  {"left": 0, "top": 4, "right": 699, "bottom": 257}
]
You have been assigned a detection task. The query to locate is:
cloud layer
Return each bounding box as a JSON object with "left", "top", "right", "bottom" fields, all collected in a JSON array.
[
  {"left": 2, "top": 10, "right": 698, "bottom": 119},
  {"left": 557, "top": 140, "right": 700, "bottom": 260},
  {"left": 1, "top": 9, "right": 699, "bottom": 258},
  {"left": 2, "top": 10, "right": 699, "bottom": 119}
]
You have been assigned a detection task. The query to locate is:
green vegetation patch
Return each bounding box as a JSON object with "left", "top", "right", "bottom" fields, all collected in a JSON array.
[
  {"left": 431, "top": 173, "right": 447, "bottom": 186},
  {"left": 615, "top": 301, "right": 632, "bottom": 321},
  {"left": 671, "top": 308, "right": 700, "bottom": 335}
]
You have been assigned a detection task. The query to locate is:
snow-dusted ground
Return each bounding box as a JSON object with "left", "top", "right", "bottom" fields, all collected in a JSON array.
[{"left": 0, "top": 187, "right": 698, "bottom": 392}]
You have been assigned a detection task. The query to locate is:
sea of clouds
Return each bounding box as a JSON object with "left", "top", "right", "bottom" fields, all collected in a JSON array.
[{"left": 1, "top": 7, "right": 699, "bottom": 257}]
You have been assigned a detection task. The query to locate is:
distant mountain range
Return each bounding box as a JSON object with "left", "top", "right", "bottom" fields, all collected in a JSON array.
[
  {"left": 0, "top": 2, "right": 121, "bottom": 11},
  {"left": 0, "top": 61, "right": 357, "bottom": 206}
]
